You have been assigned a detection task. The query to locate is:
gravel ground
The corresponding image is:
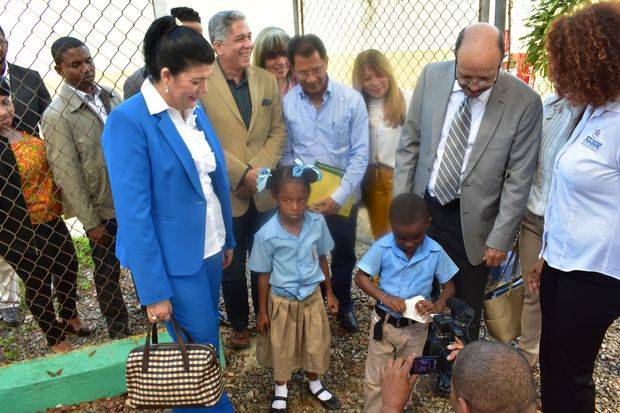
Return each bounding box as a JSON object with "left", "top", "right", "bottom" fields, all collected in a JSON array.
[{"left": 2, "top": 212, "right": 619, "bottom": 412}]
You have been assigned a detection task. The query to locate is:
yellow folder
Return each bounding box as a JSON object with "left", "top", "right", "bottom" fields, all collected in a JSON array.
[{"left": 307, "top": 162, "right": 354, "bottom": 218}]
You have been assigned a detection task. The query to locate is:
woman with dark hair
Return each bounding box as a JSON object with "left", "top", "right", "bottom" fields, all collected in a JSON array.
[
  {"left": 0, "top": 80, "right": 88, "bottom": 353},
  {"left": 526, "top": 2, "right": 620, "bottom": 412},
  {"left": 102, "top": 16, "right": 235, "bottom": 412}
]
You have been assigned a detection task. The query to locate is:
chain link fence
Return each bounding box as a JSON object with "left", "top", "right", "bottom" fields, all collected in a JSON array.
[
  {"left": 298, "top": 0, "right": 480, "bottom": 89},
  {"left": 0, "top": 0, "right": 153, "bottom": 362}
]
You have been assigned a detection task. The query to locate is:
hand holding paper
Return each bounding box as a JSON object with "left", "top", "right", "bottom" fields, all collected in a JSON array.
[{"left": 403, "top": 295, "right": 431, "bottom": 323}]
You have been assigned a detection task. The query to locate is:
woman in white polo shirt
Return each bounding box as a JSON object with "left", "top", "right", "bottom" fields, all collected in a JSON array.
[
  {"left": 352, "top": 50, "right": 412, "bottom": 239},
  {"left": 527, "top": 3, "right": 620, "bottom": 413}
]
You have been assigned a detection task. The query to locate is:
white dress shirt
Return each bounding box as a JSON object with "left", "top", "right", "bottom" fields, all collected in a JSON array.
[
  {"left": 367, "top": 89, "right": 412, "bottom": 168},
  {"left": 541, "top": 100, "right": 620, "bottom": 280},
  {"left": 141, "top": 79, "right": 226, "bottom": 259},
  {"left": 427, "top": 80, "right": 493, "bottom": 197},
  {"left": 69, "top": 83, "right": 108, "bottom": 123}
]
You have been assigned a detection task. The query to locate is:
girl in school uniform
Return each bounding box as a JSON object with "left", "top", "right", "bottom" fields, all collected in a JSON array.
[{"left": 249, "top": 163, "right": 341, "bottom": 412}]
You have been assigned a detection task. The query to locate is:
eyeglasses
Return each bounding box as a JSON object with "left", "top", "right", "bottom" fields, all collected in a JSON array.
[
  {"left": 454, "top": 60, "right": 500, "bottom": 88},
  {"left": 295, "top": 64, "right": 325, "bottom": 80}
]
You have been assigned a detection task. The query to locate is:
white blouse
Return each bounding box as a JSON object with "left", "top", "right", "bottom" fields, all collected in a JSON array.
[
  {"left": 141, "top": 79, "right": 226, "bottom": 259},
  {"left": 541, "top": 100, "right": 620, "bottom": 280},
  {"left": 367, "top": 89, "right": 412, "bottom": 169}
]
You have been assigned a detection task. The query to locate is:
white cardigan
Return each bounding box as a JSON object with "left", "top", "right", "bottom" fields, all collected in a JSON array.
[{"left": 367, "top": 88, "right": 413, "bottom": 169}]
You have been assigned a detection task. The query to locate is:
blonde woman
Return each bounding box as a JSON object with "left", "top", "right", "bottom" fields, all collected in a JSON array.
[
  {"left": 353, "top": 49, "right": 411, "bottom": 239},
  {"left": 253, "top": 26, "right": 296, "bottom": 96}
]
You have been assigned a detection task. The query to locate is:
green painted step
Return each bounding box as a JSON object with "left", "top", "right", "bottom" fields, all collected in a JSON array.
[{"left": 0, "top": 333, "right": 226, "bottom": 413}]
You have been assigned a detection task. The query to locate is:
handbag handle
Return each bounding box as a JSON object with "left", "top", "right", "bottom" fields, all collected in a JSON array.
[
  {"left": 142, "top": 317, "right": 193, "bottom": 373},
  {"left": 489, "top": 232, "right": 520, "bottom": 291}
]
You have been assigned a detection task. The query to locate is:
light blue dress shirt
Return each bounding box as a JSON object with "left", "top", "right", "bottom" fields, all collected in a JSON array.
[
  {"left": 249, "top": 211, "right": 335, "bottom": 300},
  {"left": 542, "top": 100, "right": 620, "bottom": 280},
  {"left": 281, "top": 78, "right": 369, "bottom": 206},
  {"left": 357, "top": 234, "right": 458, "bottom": 318}
]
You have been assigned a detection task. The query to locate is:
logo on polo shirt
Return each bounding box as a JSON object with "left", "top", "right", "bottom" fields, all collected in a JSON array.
[{"left": 582, "top": 131, "right": 602, "bottom": 152}]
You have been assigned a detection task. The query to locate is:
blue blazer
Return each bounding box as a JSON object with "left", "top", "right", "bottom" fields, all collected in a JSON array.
[{"left": 102, "top": 94, "right": 235, "bottom": 306}]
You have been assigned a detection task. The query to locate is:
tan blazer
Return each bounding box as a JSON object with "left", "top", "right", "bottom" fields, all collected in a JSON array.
[
  {"left": 201, "top": 61, "right": 286, "bottom": 217},
  {"left": 41, "top": 83, "right": 120, "bottom": 231}
]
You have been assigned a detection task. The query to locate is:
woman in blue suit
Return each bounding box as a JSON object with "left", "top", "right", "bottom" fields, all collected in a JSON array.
[{"left": 102, "top": 17, "right": 234, "bottom": 412}]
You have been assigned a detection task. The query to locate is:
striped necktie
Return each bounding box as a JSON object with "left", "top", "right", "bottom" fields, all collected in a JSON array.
[{"left": 434, "top": 96, "right": 472, "bottom": 205}]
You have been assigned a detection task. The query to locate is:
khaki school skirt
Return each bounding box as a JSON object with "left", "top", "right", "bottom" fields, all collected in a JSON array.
[{"left": 257, "top": 286, "right": 331, "bottom": 381}]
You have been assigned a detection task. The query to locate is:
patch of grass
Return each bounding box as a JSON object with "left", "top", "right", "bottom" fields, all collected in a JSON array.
[
  {"left": 72, "top": 236, "right": 94, "bottom": 271},
  {"left": 0, "top": 332, "right": 18, "bottom": 361},
  {"left": 72, "top": 236, "right": 94, "bottom": 291}
]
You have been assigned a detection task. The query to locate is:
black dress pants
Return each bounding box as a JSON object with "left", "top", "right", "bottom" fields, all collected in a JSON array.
[
  {"left": 539, "top": 263, "right": 620, "bottom": 413},
  {"left": 222, "top": 201, "right": 274, "bottom": 332},
  {"left": 89, "top": 218, "right": 128, "bottom": 338},
  {"left": 0, "top": 217, "right": 78, "bottom": 346},
  {"left": 424, "top": 192, "right": 488, "bottom": 342}
]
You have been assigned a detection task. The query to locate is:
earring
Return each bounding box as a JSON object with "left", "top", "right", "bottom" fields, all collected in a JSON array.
[{"left": 164, "top": 84, "right": 170, "bottom": 94}]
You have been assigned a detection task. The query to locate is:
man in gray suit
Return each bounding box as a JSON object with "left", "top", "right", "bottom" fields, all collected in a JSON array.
[{"left": 394, "top": 23, "right": 542, "bottom": 341}]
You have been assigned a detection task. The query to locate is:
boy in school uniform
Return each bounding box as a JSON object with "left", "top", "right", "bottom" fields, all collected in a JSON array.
[{"left": 355, "top": 192, "right": 458, "bottom": 412}]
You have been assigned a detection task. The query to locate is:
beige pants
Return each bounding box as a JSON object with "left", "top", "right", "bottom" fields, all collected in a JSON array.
[
  {"left": 364, "top": 309, "right": 428, "bottom": 412},
  {"left": 0, "top": 258, "right": 19, "bottom": 310},
  {"left": 518, "top": 210, "right": 544, "bottom": 366}
]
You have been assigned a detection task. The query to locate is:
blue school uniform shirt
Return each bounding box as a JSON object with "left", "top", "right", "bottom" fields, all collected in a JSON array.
[
  {"left": 357, "top": 234, "right": 458, "bottom": 318},
  {"left": 249, "top": 211, "right": 335, "bottom": 300}
]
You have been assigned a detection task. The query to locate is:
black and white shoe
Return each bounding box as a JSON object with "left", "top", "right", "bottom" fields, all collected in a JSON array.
[{"left": 308, "top": 386, "right": 341, "bottom": 410}]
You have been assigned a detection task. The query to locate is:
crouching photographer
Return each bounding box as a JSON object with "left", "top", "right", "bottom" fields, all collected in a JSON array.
[{"left": 380, "top": 340, "right": 536, "bottom": 413}]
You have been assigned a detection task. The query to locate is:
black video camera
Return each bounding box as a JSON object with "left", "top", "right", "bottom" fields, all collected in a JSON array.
[{"left": 412, "top": 298, "right": 474, "bottom": 395}]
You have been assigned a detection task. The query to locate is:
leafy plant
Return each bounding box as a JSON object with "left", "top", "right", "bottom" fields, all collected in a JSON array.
[{"left": 520, "top": 0, "right": 591, "bottom": 77}]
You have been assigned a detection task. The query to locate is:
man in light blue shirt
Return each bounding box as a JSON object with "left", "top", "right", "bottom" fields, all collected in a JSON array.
[{"left": 281, "top": 34, "right": 369, "bottom": 332}]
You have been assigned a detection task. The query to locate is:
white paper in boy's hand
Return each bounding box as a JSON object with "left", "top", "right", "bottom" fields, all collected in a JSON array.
[{"left": 403, "top": 295, "right": 430, "bottom": 323}]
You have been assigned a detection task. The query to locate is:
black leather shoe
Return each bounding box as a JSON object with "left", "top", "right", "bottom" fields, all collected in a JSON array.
[
  {"left": 338, "top": 311, "right": 358, "bottom": 333},
  {"left": 308, "top": 386, "right": 341, "bottom": 410},
  {"left": 0, "top": 307, "right": 20, "bottom": 327}
]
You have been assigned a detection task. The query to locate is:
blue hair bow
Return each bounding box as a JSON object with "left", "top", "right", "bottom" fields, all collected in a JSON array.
[
  {"left": 256, "top": 168, "right": 273, "bottom": 192},
  {"left": 292, "top": 158, "right": 323, "bottom": 181},
  {"left": 255, "top": 160, "right": 323, "bottom": 193}
]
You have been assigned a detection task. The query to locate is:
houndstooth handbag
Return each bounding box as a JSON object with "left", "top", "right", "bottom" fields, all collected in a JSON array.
[{"left": 125, "top": 318, "right": 223, "bottom": 409}]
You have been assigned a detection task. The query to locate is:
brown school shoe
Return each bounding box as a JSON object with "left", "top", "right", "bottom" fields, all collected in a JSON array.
[{"left": 228, "top": 329, "right": 251, "bottom": 349}]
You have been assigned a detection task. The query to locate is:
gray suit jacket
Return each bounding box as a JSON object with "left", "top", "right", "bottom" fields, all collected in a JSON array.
[
  {"left": 123, "top": 67, "right": 145, "bottom": 100},
  {"left": 394, "top": 60, "right": 542, "bottom": 264}
]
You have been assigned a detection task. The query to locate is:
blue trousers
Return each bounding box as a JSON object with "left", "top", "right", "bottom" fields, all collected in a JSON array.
[{"left": 165, "top": 251, "right": 234, "bottom": 412}]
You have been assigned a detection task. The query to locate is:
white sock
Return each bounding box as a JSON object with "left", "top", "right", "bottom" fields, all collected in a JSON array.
[
  {"left": 272, "top": 383, "right": 287, "bottom": 409},
  {"left": 309, "top": 379, "right": 332, "bottom": 401}
]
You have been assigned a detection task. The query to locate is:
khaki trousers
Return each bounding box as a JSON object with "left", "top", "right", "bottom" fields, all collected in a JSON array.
[
  {"left": 518, "top": 209, "right": 544, "bottom": 366},
  {"left": 364, "top": 309, "right": 428, "bottom": 412},
  {"left": 364, "top": 166, "right": 393, "bottom": 240}
]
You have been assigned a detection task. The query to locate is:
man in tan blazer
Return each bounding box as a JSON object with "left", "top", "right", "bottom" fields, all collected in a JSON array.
[
  {"left": 42, "top": 37, "right": 129, "bottom": 339},
  {"left": 201, "top": 10, "right": 286, "bottom": 348}
]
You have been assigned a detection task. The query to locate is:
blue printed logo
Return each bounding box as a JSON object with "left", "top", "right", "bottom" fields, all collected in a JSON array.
[{"left": 582, "top": 136, "right": 602, "bottom": 152}]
